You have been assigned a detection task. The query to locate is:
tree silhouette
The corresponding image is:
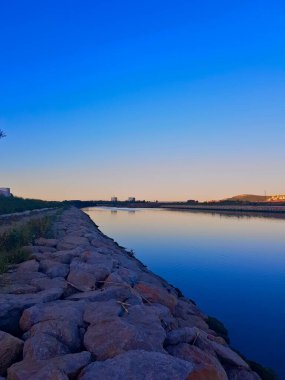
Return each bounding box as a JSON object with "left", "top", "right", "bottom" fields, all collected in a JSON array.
[{"left": 0, "top": 130, "right": 6, "bottom": 139}]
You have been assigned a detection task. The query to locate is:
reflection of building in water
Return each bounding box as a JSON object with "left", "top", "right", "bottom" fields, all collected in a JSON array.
[
  {"left": 0, "top": 187, "right": 11, "bottom": 197},
  {"left": 128, "top": 197, "right": 135, "bottom": 202},
  {"left": 111, "top": 197, "right": 118, "bottom": 202}
]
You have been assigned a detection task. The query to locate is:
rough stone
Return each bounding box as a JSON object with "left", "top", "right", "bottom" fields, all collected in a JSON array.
[
  {"left": 23, "top": 320, "right": 82, "bottom": 360},
  {"left": 57, "top": 236, "right": 90, "bottom": 251},
  {"left": 16, "top": 260, "right": 39, "bottom": 273},
  {"left": 34, "top": 238, "right": 58, "bottom": 248},
  {"left": 23, "top": 333, "right": 70, "bottom": 360},
  {"left": 39, "top": 259, "right": 69, "bottom": 278},
  {"left": 83, "top": 299, "right": 122, "bottom": 325},
  {"left": 7, "top": 351, "right": 91, "bottom": 380},
  {"left": 0, "top": 288, "right": 64, "bottom": 334},
  {"left": 84, "top": 304, "right": 166, "bottom": 360},
  {"left": 134, "top": 282, "right": 177, "bottom": 311},
  {"left": 67, "top": 285, "right": 135, "bottom": 303},
  {"left": 165, "top": 327, "right": 197, "bottom": 346},
  {"left": 20, "top": 300, "right": 86, "bottom": 332},
  {"left": 78, "top": 350, "right": 195, "bottom": 380},
  {"left": 0, "top": 331, "right": 23, "bottom": 376},
  {"left": 167, "top": 343, "right": 228, "bottom": 380}
]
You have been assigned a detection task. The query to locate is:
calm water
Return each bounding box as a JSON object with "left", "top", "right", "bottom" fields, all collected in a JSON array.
[{"left": 85, "top": 207, "right": 285, "bottom": 378}]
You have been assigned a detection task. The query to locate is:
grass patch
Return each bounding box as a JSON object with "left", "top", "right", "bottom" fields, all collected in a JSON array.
[
  {"left": 0, "top": 196, "right": 61, "bottom": 216},
  {"left": 207, "top": 316, "right": 230, "bottom": 344},
  {"left": 0, "top": 216, "right": 54, "bottom": 274}
]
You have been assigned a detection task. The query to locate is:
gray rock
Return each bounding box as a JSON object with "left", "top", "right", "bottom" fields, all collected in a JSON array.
[
  {"left": 167, "top": 343, "right": 228, "bottom": 380},
  {"left": 84, "top": 304, "right": 166, "bottom": 360},
  {"left": 78, "top": 349, "right": 195, "bottom": 380},
  {"left": 165, "top": 327, "right": 197, "bottom": 345},
  {"left": 23, "top": 333, "right": 70, "bottom": 360},
  {"left": 39, "top": 260, "right": 69, "bottom": 279},
  {"left": 16, "top": 260, "right": 39, "bottom": 273},
  {"left": 7, "top": 351, "right": 91, "bottom": 380},
  {"left": 0, "top": 331, "right": 23, "bottom": 376},
  {"left": 31, "top": 319, "right": 82, "bottom": 350},
  {"left": 67, "top": 285, "right": 134, "bottom": 303},
  {"left": 0, "top": 288, "right": 64, "bottom": 334},
  {"left": 34, "top": 238, "right": 58, "bottom": 248},
  {"left": 20, "top": 300, "right": 86, "bottom": 332},
  {"left": 134, "top": 282, "right": 177, "bottom": 312},
  {"left": 33, "top": 367, "right": 69, "bottom": 380},
  {"left": 57, "top": 236, "right": 90, "bottom": 251}
]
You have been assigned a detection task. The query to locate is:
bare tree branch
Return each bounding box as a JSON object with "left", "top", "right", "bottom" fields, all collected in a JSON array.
[{"left": 0, "top": 130, "right": 6, "bottom": 139}]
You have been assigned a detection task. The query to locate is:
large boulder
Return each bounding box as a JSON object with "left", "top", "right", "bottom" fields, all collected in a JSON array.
[
  {"left": 67, "top": 285, "right": 135, "bottom": 303},
  {"left": 0, "top": 271, "right": 46, "bottom": 295},
  {"left": 78, "top": 349, "right": 195, "bottom": 380},
  {"left": 23, "top": 333, "right": 70, "bottom": 360},
  {"left": 0, "top": 331, "right": 23, "bottom": 376},
  {"left": 39, "top": 260, "right": 69, "bottom": 279},
  {"left": 16, "top": 260, "right": 39, "bottom": 273},
  {"left": 20, "top": 300, "right": 86, "bottom": 332},
  {"left": 34, "top": 238, "right": 58, "bottom": 248},
  {"left": 84, "top": 304, "right": 166, "bottom": 360},
  {"left": 167, "top": 343, "right": 228, "bottom": 380},
  {"left": 7, "top": 351, "right": 91, "bottom": 380},
  {"left": 0, "top": 288, "right": 64, "bottom": 334},
  {"left": 67, "top": 258, "right": 110, "bottom": 291},
  {"left": 134, "top": 282, "right": 177, "bottom": 312},
  {"left": 57, "top": 236, "right": 90, "bottom": 251},
  {"left": 29, "top": 320, "right": 82, "bottom": 349},
  {"left": 49, "top": 249, "right": 81, "bottom": 264},
  {"left": 165, "top": 327, "right": 197, "bottom": 346}
]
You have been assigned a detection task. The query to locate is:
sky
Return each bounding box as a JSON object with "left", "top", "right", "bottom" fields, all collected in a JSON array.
[{"left": 0, "top": 0, "right": 284, "bottom": 201}]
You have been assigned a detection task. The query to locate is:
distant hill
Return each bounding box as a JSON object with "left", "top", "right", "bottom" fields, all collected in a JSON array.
[
  {"left": 222, "top": 194, "right": 269, "bottom": 203},
  {"left": 222, "top": 194, "right": 285, "bottom": 203}
]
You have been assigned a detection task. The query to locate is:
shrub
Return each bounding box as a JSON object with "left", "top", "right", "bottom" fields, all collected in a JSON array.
[
  {"left": 207, "top": 316, "right": 230, "bottom": 344},
  {"left": 0, "top": 216, "right": 53, "bottom": 273}
]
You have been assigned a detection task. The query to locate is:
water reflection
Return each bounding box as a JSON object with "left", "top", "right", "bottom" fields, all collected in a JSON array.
[{"left": 84, "top": 207, "right": 285, "bottom": 378}]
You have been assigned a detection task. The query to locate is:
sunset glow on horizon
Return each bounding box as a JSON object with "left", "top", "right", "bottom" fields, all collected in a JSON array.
[{"left": 1, "top": 1, "right": 284, "bottom": 201}]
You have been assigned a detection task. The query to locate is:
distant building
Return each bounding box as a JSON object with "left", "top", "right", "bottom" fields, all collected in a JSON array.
[
  {"left": 268, "top": 194, "right": 285, "bottom": 201},
  {"left": 128, "top": 197, "right": 135, "bottom": 202},
  {"left": 111, "top": 197, "right": 118, "bottom": 202},
  {"left": 0, "top": 187, "right": 11, "bottom": 197}
]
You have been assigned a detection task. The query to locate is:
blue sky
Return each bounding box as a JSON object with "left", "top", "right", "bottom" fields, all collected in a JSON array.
[{"left": 0, "top": 1, "right": 284, "bottom": 200}]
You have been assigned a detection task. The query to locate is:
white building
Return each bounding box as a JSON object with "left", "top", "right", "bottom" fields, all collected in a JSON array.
[
  {"left": 0, "top": 188, "right": 11, "bottom": 197},
  {"left": 111, "top": 197, "right": 118, "bottom": 202},
  {"left": 128, "top": 197, "right": 135, "bottom": 202}
]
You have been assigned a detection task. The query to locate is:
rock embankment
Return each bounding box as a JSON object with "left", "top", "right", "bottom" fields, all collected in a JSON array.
[{"left": 0, "top": 207, "right": 261, "bottom": 379}]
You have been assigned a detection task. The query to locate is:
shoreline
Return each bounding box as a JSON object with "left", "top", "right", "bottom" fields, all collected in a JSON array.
[
  {"left": 163, "top": 204, "right": 285, "bottom": 214},
  {"left": 0, "top": 207, "right": 269, "bottom": 379}
]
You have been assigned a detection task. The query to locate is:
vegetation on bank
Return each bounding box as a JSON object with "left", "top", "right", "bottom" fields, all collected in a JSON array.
[
  {"left": 0, "top": 196, "right": 61, "bottom": 215},
  {"left": 0, "top": 215, "right": 54, "bottom": 273},
  {"left": 207, "top": 316, "right": 277, "bottom": 379},
  {"left": 207, "top": 316, "right": 230, "bottom": 344},
  {"left": 247, "top": 360, "right": 277, "bottom": 380}
]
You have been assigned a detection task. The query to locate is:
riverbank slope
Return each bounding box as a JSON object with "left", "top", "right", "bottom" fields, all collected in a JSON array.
[{"left": 0, "top": 207, "right": 262, "bottom": 379}]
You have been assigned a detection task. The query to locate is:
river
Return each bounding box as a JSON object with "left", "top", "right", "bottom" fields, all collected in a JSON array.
[{"left": 84, "top": 207, "right": 285, "bottom": 378}]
